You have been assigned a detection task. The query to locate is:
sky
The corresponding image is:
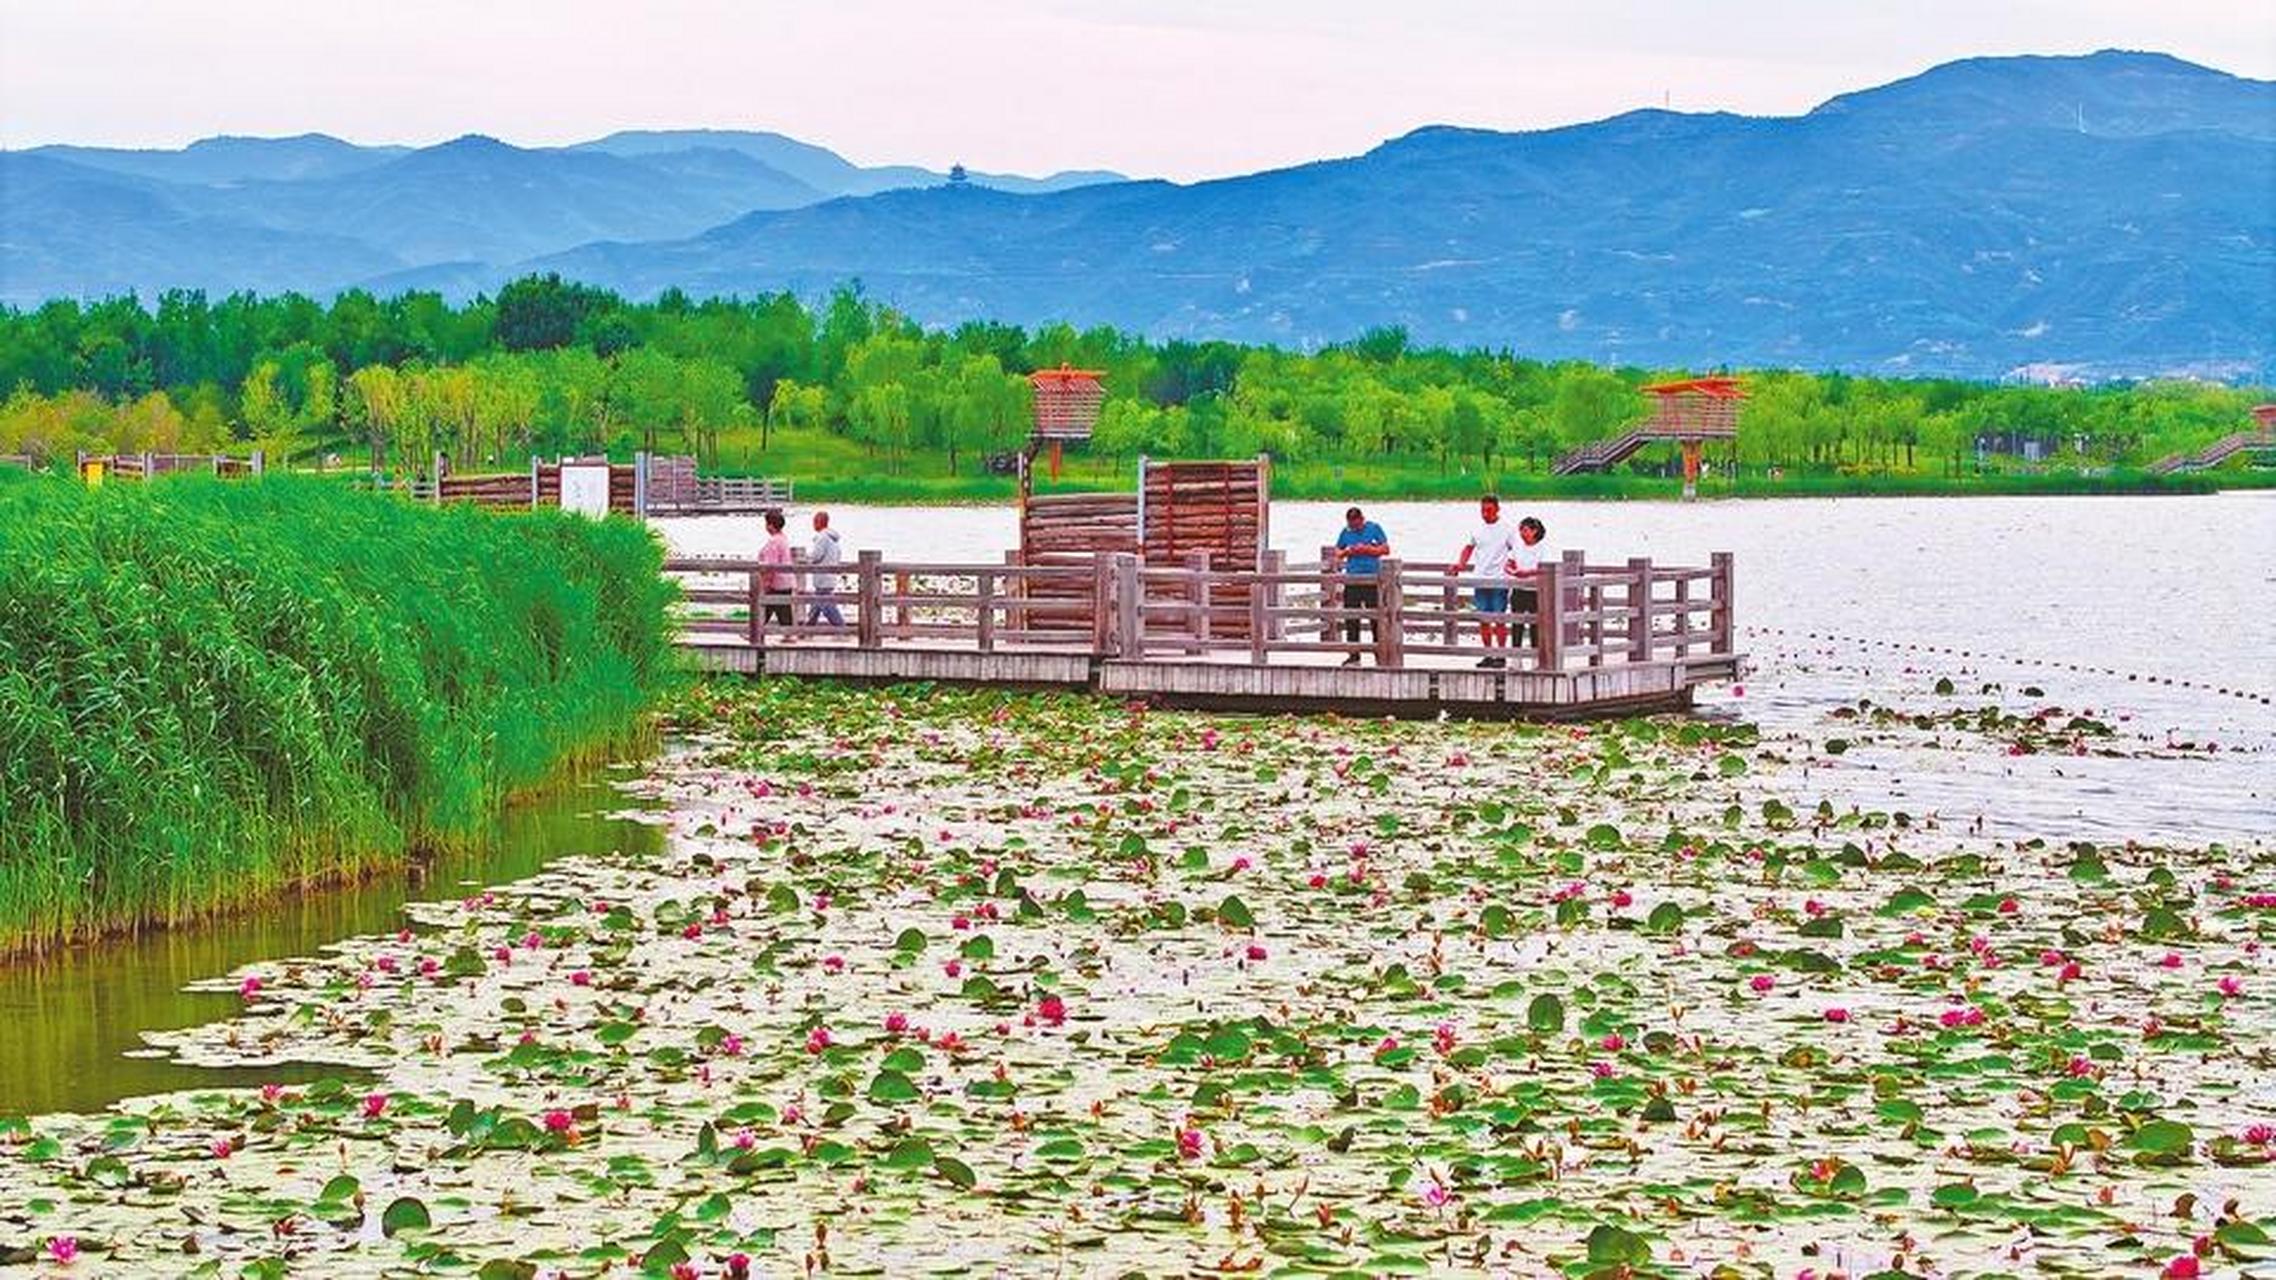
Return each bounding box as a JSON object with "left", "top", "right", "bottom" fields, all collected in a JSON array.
[{"left": 2, "top": 0, "right": 2269, "bottom": 180}]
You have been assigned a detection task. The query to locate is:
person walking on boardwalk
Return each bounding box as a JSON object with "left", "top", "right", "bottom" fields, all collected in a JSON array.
[
  {"left": 757, "top": 509, "right": 797, "bottom": 640},
  {"left": 1332, "top": 506, "right": 1390, "bottom": 666},
  {"left": 1507, "top": 516, "right": 1547, "bottom": 658},
  {"left": 1449, "top": 494, "right": 1520, "bottom": 668},
  {"left": 805, "top": 510, "right": 846, "bottom": 629}
]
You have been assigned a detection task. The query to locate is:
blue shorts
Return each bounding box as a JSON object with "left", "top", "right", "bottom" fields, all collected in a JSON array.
[{"left": 1473, "top": 587, "right": 1510, "bottom": 613}]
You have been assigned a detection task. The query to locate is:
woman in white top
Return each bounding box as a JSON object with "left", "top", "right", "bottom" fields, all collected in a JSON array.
[{"left": 1505, "top": 516, "right": 1547, "bottom": 655}]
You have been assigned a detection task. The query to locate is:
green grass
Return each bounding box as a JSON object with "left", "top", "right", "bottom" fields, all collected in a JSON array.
[{"left": 0, "top": 471, "right": 675, "bottom": 955}]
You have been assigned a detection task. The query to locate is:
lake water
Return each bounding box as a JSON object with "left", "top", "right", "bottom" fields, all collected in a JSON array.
[
  {"left": 661, "top": 493, "right": 2276, "bottom": 844},
  {"left": 0, "top": 772, "right": 662, "bottom": 1116},
  {"left": 7, "top": 493, "right": 2268, "bottom": 1116}
]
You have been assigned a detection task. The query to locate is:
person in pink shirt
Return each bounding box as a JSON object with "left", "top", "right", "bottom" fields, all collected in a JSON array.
[{"left": 756, "top": 509, "right": 796, "bottom": 637}]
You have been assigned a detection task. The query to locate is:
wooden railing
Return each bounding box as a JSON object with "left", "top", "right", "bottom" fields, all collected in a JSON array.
[{"left": 665, "top": 548, "right": 1734, "bottom": 672}]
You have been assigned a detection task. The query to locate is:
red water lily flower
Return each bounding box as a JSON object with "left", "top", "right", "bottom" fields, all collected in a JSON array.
[
  {"left": 362, "top": 1093, "right": 389, "bottom": 1119},
  {"left": 45, "top": 1237, "right": 75, "bottom": 1265}
]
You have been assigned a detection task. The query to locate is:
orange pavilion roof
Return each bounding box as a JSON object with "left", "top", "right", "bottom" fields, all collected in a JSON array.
[{"left": 1642, "top": 376, "right": 1747, "bottom": 400}]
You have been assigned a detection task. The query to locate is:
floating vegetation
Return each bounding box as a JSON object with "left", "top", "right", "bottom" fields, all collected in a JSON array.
[{"left": 0, "top": 682, "right": 2267, "bottom": 1276}]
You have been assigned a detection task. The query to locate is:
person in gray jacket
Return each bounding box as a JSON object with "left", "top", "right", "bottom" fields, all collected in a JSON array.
[{"left": 805, "top": 511, "right": 846, "bottom": 628}]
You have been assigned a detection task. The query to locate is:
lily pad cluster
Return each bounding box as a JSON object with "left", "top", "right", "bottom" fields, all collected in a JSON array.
[{"left": 0, "top": 680, "right": 2269, "bottom": 1278}]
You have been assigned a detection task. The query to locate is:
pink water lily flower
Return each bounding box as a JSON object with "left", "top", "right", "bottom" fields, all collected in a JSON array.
[
  {"left": 45, "top": 1236, "right": 76, "bottom": 1265},
  {"left": 1423, "top": 1181, "right": 1450, "bottom": 1209},
  {"left": 210, "top": 1137, "right": 233, "bottom": 1159},
  {"left": 1036, "top": 994, "right": 1068, "bottom": 1026},
  {"left": 1823, "top": 1008, "right": 1851, "bottom": 1023},
  {"left": 884, "top": 1011, "right": 910, "bottom": 1035},
  {"left": 238, "top": 976, "right": 263, "bottom": 999},
  {"left": 570, "top": 970, "right": 592, "bottom": 987},
  {"left": 362, "top": 1093, "right": 389, "bottom": 1119},
  {"left": 804, "top": 1026, "right": 833, "bottom": 1054},
  {"left": 1245, "top": 943, "right": 1268, "bottom": 961},
  {"left": 2218, "top": 976, "right": 2245, "bottom": 999},
  {"left": 1176, "top": 1127, "right": 1204, "bottom": 1160},
  {"left": 1749, "top": 974, "right": 1776, "bottom": 993}
]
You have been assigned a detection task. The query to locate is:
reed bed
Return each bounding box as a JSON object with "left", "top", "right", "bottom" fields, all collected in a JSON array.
[{"left": 0, "top": 472, "right": 673, "bottom": 954}]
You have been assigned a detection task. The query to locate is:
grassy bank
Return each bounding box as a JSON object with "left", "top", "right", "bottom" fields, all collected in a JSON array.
[{"left": 0, "top": 472, "right": 674, "bottom": 955}]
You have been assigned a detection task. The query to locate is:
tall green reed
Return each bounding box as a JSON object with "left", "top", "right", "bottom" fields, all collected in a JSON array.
[{"left": 0, "top": 472, "right": 674, "bottom": 954}]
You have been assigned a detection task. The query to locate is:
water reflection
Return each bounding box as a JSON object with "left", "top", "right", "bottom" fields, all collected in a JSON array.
[{"left": 0, "top": 770, "right": 663, "bottom": 1116}]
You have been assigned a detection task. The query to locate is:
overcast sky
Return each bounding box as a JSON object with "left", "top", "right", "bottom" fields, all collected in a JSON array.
[{"left": 2, "top": 0, "right": 2268, "bottom": 180}]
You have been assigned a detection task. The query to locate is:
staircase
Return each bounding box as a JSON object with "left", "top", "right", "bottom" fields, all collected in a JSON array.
[
  {"left": 2146, "top": 429, "right": 2276, "bottom": 476},
  {"left": 1552, "top": 427, "right": 1650, "bottom": 476}
]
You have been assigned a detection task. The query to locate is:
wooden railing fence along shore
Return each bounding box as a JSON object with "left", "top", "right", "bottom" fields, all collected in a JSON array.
[
  {"left": 402, "top": 453, "right": 791, "bottom": 516},
  {"left": 666, "top": 548, "right": 1738, "bottom": 717}
]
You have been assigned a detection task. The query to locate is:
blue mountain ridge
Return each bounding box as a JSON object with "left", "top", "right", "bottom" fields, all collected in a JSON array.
[{"left": 2, "top": 50, "right": 2268, "bottom": 378}]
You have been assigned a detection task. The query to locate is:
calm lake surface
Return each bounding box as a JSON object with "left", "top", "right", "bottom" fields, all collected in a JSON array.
[
  {"left": 7, "top": 493, "right": 2268, "bottom": 1115},
  {"left": 0, "top": 773, "right": 662, "bottom": 1116},
  {"left": 661, "top": 492, "right": 2276, "bottom": 844}
]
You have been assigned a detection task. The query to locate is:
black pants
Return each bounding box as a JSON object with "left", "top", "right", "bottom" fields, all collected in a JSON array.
[
  {"left": 1342, "top": 582, "right": 1379, "bottom": 646},
  {"left": 762, "top": 600, "right": 793, "bottom": 627},
  {"left": 1511, "top": 587, "right": 1539, "bottom": 650}
]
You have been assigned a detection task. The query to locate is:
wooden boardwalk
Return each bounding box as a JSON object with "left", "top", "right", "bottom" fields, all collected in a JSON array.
[{"left": 667, "top": 549, "right": 1740, "bottom": 720}]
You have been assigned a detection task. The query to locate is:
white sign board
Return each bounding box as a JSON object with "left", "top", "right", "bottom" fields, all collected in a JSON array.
[{"left": 559, "top": 463, "right": 612, "bottom": 518}]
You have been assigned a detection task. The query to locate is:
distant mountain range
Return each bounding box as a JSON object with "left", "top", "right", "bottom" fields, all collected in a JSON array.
[{"left": 3, "top": 50, "right": 2270, "bottom": 379}]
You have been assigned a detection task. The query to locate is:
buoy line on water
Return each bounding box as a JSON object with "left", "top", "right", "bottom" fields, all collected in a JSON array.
[{"left": 1739, "top": 625, "right": 2276, "bottom": 706}]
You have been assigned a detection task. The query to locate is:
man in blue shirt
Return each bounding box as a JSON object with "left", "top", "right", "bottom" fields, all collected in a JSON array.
[{"left": 1333, "top": 506, "right": 1391, "bottom": 666}]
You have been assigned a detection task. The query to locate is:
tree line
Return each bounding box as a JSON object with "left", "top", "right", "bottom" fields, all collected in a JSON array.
[{"left": 1, "top": 275, "right": 2265, "bottom": 476}]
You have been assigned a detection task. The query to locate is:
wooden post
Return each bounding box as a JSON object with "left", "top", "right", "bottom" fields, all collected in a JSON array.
[
  {"left": 1681, "top": 438, "right": 1703, "bottom": 501},
  {"left": 1560, "top": 550, "right": 1585, "bottom": 658},
  {"left": 250, "top": 449, "right": 265, "bottom": 476},
  {"left": 1135, "top": 454, "right": 1150, "bottom": 550},
  {"left": 1673, "top": 574, "right": 1693, "bottom": 658},
  {"left": 1375, "top": 559, "right": 1404, "bottom": 669},
  {"left": 1262, "top": 549, "right": 1286, "bottom": 642},
  {"left": 1440, "top": 571, "right": 1457, "bottom": 647},
  {"left": 1627, "top": 557, "right": 1654, "bottom": 665},
  {"left": 1113, "top": 553, "right": 1141, "bottom": 659},
  {"left": 432, "top": 451, "right": 446, "bottom": 504},
  {"left": 1535, "top": 560, "right": 1563, "bottom": 671},
  {"left": 1253, "top": 452, "right": 1272, "bottom": 568},
  {"left": 856, "top": 551, "right": 882, "bottom": 649},
  {"left": 1185, "top": 551, "right": 1210, "bottom": 655},
  {"left": 1003, "top": 551, "right": 1025, "bottom": 637},
  {"left": 1710, "top": 552, "right": 1734, "bottom": 655},
  {"left": 894, "top": 571, "right": 912, "bottom": 639},
  {"left": 977, "top": 569, "right": 997, "bottom": 653},
  {"left": 530, "top": 455, "right": 541, "bottom": 508},
  {"left": 1248, "top": 568, "right": 1268, "bottom": 665},
  {"left": 1091, "top": 555, "right": 1116, "bottom": 655},
  {"left": 633, "top": 451, "right": 650, "bottom": 518},
  {"left": 1318, "top": 544, "right": 1337, "bottom": 646}
]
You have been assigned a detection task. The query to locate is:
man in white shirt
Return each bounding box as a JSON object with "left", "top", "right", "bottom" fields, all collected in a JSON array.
[{"left": 1448, "top": 494, "right": 1520, "bottom": 668}]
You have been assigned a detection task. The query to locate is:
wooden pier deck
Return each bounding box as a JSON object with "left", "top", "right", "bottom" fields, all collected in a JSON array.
[{"left": 666, "top": 550, "right": 1739, "bottom": 720}]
